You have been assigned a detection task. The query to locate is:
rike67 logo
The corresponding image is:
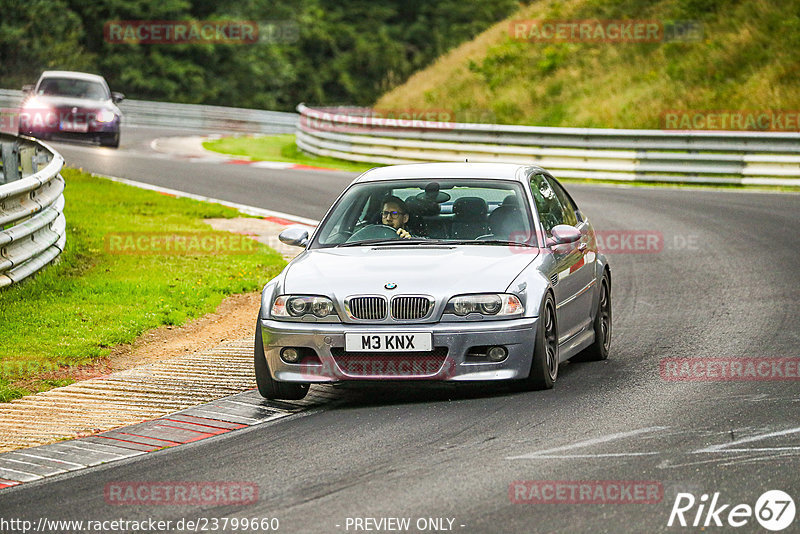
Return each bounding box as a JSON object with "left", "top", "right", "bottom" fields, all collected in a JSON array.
[{"left": 668, "top": 490, "right": 796, "bottom": 531}]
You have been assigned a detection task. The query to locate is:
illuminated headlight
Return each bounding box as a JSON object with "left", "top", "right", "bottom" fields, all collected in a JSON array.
[
  {"left": 95, "top": 109, "right": 116, "bottom": 123},
  {"left": 271, "top": 295, "right": 337, "bottom": 320},
  {"left": 22, "top": 97, "right": 47, "bottom": 109},
  {"left": 445, "top": 294, "right": 524, "bottom": 317}
]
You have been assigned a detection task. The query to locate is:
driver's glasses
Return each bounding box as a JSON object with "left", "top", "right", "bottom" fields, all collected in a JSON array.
[{"left": 382, "top": 210, "right": 404, "bottom": 218}]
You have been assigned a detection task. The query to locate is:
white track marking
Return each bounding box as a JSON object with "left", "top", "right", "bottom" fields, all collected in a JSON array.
[
  {"left": 693, "top": 426, "right": 800, "bottom": 453},
  {"left": 518, "top": 452, "right": 660, "bottom": 459},
  {"left": 507, "top": 426, "right": 667, "bottom": 459},
  {"left": 92, "top": 172, "right": 319, "bottom": 226}
]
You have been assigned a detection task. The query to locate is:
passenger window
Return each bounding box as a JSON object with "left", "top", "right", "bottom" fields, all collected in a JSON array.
[
  {"left": 530, "top": 173, "right": 566, "bottom": 235},
  {"left": 546, "top": 176, "right": 579, "bottom": 226}
]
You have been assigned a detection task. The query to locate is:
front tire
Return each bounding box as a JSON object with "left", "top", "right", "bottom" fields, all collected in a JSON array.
[
  {"left": 100, "top": 131, "right": 120, "bottom": 148},
  {"left": 254, "top": 318, "right": 309, "bottom": 400},
  {"left": 518, "top": 293, "right": 559, "bottom": 390}
]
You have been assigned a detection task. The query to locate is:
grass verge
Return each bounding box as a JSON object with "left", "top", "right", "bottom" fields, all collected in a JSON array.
[
  {"left": 0, "top": 168, "right": 286, "bottom": 402},
  {"left": 203, "top": 134, "right": 376, "bottom": 173}
]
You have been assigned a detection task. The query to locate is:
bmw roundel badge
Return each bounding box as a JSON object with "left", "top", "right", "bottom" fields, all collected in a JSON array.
[{"left": 385, "top": 282, "right": 397, "bottom": 290}]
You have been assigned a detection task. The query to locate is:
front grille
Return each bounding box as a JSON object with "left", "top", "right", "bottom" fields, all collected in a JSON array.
[
  {"left": 391, "top": 296, "right": 431, "bottom": 320},
  {"left": 348, "top": 296, "right": 387, "bottom": 320},
  {"left": 55, "top": 106, "right": 94, "bottom": 115},
  {"left": 330, "top": 347, "right": 449, "bottom": 377}
]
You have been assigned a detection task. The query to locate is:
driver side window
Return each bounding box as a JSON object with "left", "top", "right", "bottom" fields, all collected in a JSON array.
[
  {"left": 548, "top": 178, "right": 579, "bottom": 226},
  {"left": 530, "top": 173, "right": 566, "bottom": 236}
]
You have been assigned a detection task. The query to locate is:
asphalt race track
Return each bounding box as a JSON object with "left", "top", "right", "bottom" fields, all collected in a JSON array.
[
  {"left": 54, "top": 125, "right": 355, "bottom": 221},
  {"left": 1, "top": 126, "right": 798, "bottom": 533}
]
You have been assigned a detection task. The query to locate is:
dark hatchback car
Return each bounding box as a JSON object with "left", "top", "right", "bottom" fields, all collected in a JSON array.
[{"left": 18, "top": 70, "right": 124, "bottom": 148}]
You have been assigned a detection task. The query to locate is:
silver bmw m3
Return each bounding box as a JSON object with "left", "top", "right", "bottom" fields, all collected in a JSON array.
[{"left": 255, "top": 163, "right": 611, "bottom": 400}]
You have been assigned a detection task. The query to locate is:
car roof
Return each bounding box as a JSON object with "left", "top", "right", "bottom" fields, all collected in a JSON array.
[
  {"left": 39, "top": 71, "right": 108, "bottom": 84},
  {"left": 353, "top": 162, "right": 546, "bottom": 183}
]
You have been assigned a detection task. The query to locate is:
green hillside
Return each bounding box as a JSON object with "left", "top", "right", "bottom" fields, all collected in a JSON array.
[{"left": 375, "top": 0, "right": 800, "bottom": 129}]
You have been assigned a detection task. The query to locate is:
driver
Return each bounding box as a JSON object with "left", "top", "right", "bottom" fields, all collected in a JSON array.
[{"left": 381, "top": 195, "right": 413, "bottom": 239}]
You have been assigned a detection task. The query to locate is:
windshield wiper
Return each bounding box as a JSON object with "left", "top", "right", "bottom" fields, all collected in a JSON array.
[
  {"left": 436, "top": 239, "right": 537, "bottom": 247},
  {"left": 371, "top": 239, "right": 431, "bottom": 246},
  {"left": 334, "top": 239, "right": 536, "bottom": 248},
  {"left": 335, "top": 238, "right": 428, "bottom": 247}
]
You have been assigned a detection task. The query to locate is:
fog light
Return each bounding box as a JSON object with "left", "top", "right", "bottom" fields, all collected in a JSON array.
[
  {"left": 281, "top": 347, "right": 301, "bottom": 363},
  {"left": 487, "top": 346, "right": 508, "bottom": 362}
]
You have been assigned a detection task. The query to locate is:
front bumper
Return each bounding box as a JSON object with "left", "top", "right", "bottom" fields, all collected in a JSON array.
[
  {"left": 20, "top": 123, "right": 119, "bottom": 137},
  {"left": 18, "top": 112, "right": 119, "bottom": 140},
  {"left": 258, "top": 317, "right": 539, "bottom": 382}
]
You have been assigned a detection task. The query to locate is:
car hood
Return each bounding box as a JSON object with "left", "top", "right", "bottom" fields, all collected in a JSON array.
[
  {"left": 25, "top": 95, "right": 116, "bottom": 111},
  {"left": 283, "top": 245, "right": 539, "bottom": 297}
]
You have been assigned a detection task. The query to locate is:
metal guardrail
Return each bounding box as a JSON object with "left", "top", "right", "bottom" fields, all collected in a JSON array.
[
  {"left": 296, "top": 104, "right": 800, "bottom": 186},
  {"left": 0, "top": 134, "right": 66, "bottom": 288},
  {"left": 0, "top": 89, "right": 298, "bottom": 134}
]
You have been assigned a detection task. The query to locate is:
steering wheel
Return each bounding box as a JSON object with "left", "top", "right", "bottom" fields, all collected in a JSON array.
[{"left": 346, "top": 224, "right": 401, "bottom": 242}]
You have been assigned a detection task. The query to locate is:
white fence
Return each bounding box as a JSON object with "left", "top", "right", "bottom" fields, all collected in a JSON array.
[
  {"left": 295, "top": 104, "right": 800, "bottom": 186},
  {"left": 0, "top": 135, "right": 65, "bottom": 288}
]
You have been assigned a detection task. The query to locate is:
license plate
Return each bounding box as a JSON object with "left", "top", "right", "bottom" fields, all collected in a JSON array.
[
  {"left": 345, "top": 332, "right": 432, "bottom": 352},
  {"left": 60, "top": 121, "right": 88, "bottom": 133}
]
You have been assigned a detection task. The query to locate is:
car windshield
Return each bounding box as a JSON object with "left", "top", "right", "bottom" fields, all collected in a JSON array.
[
  {"left": 37, "top": 78, "right": 109, "bottom": 100},
  {"left": 313, "top": 178, "right": 536, "bottom": 248}
]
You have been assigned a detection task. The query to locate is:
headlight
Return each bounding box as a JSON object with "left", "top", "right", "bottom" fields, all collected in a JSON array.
[
  {"left": 271, "top": 295, "right": 338, "bottom": 320},
  {"left": 445, "top": 293, "right": 524, "bottom": 317},
  {"left": 22, "top": 97, "right": 46, "bottom": 109},
  {"left": 95, "top": 109, "right": 116, "bottom": 123}
]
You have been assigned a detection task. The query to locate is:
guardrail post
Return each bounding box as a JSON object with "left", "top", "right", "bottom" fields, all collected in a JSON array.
[
  {"left": 20, "top": 145, "right": 36, "bottom": 176},
  {"left": 1, "top": 141, "right": 20, "bottom": 184}
]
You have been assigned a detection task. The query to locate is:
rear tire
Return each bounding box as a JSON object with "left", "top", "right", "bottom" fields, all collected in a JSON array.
[
  {"left": 254, "top": 318, "right": 309, "bottom": 400},
  {"left": 518, "top": 293, "right": 559, "bottom": 390},
  {"left": 572, "top": 271, "right": 611, "bottom": 362}
]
